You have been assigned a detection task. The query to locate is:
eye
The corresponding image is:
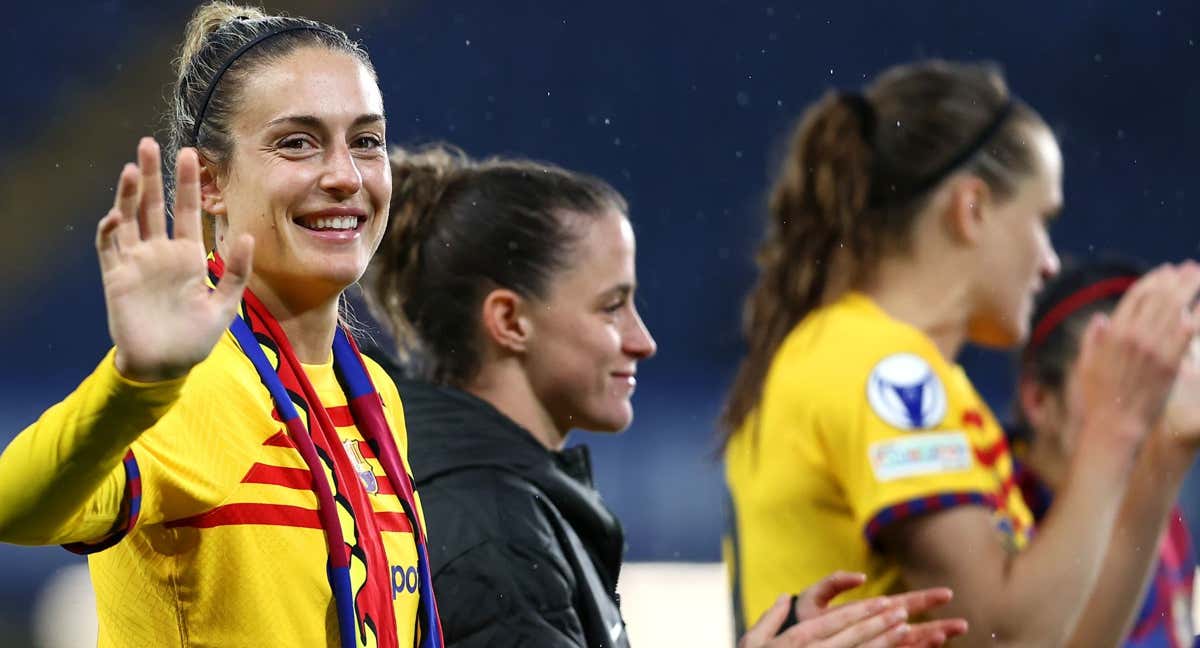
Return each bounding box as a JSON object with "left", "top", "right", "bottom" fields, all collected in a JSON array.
[
  {"left": 276, "top": 135, "right": 315, "bottom": 151},
  {"left": 352, "top": 134, "right": 384, "bottom": 150},
  {"left": 602, "top": 298, "right": 627, "bottom": 314}
]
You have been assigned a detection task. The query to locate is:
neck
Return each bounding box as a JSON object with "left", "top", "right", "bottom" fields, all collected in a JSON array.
[
  {"left": 1024, "top": 429, "right": 1068, "bottom": 491},
  {"left": 466, "top": 362, "right": 567, "bottom": 451},
  {"left": 246, "top": 274, "right": 342, "bottom": 364},
  {"left": 860, "top": 250, "right": 973, "bottom": 361}
]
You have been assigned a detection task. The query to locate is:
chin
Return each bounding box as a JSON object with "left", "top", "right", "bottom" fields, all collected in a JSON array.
[
  {"left": 581, "top": 405, "right": 634, "bottom": 434},
  {"left": 967, "top": 312, "right": 1024, "bottom": 350}
]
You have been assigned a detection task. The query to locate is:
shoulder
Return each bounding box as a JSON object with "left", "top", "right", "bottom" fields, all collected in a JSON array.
[
  {"left": 769, "top": 294, "right": 949, "bottom": 407},
  {"left": 421, "top": 467, "right": 569, "bottom": 566},
  {"left": 361, "top": 353, "right": 403, "bottom": 411}
]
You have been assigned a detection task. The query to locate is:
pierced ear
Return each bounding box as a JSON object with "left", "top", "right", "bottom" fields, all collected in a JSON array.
[
  {"left": 480, "top": 288, "right": 531, "bottom": 353},
  {"left": 944, "top": 176, "right": 990, "bottom": 245},
  {"left": 198, "top": 156, "right": 227, "bottom": 217}
]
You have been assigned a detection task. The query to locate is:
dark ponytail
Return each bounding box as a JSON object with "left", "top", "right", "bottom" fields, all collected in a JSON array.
[{"left": 721, "top": 93, "right": 877, "bottom": 440}]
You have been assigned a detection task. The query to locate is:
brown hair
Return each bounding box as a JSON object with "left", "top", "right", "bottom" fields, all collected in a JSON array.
[
  {"left": 720, "top": 60, "right": 1051, "bottom": 445},
  {"left": 367, "top": 144, "right": 628, "bottom": 385},
  {"left": 165, "top": 1, "right": 374, "bottom": 246}
]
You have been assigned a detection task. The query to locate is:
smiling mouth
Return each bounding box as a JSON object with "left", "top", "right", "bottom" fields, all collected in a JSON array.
[{"left": 295, "top": 215, "right": 365, "bottom": 232}]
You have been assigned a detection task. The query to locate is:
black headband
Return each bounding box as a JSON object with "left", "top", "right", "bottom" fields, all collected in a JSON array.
[
  {"left": 907, "top": 99, "right": 1015, "bottom": 198},
  {"left": 841, "top": 93, "right": 1016, "bottom": 206},
  {"left": 191, "top": 25, "right": 337, "bottom": 146}
]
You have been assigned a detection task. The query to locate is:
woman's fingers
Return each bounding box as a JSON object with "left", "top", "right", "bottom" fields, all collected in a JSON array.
[
  {"left": 113, "top": 163, "right": 141, "bottom": 250},
  {"left": 212, "top": 233, "right": 254, "bottom": 317},
  {"left": 898, "top": 619, "right": 969, "bottom": 647},
  {"left": 796, "top": 602, "right": 905, "bottom": 647},
  {"left": 884, "top": 587, "right": 953, "bottom": 617},
  {"left": 95, "top": 209, "right": 123, "bottom": 273},
  {"left": 173, "top": 148, "right": 202, "bottom": 242},
  {"left": 802, "top": 571, "right": 868, "bottom": 614},
  {"left": 738, "top": 594, "right": 794, "bottom": 648},
  {"left": 137, "top": 137, "right": 168, "bottom": 240}
]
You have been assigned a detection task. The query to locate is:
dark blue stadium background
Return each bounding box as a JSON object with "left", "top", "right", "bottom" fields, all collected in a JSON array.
[{"left": 2, "top": 1, "right": 1198, "bottom": 641}]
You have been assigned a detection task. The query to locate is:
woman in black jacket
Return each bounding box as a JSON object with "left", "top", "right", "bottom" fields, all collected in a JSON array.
[{"left": 366, "top": 144, "right": 966, "bottom": 648}]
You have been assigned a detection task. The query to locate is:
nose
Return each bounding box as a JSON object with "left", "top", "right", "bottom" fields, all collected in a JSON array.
[
  {"left": 320, "top": 142, "right": 363, "bottom": 197},
  {"left": 623, "top": 307, "right": 657, "bottom": 360},
  {"left": 1040, "top": 235, "right": 1061, "bottom": 281}
]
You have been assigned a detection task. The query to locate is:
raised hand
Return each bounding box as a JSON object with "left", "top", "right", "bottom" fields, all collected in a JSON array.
[
  {"left": 1071, "top": 263, "right": 1200, "bottom": 447},
  {"left": 1161, "top": 332, "right": 1200, "bottom": 449},
  {"left": 738, "top": 572, "right": 967, "bottom": 648},
  {"left": 96, "top": 138, "right": 254, "bottom": 383}
]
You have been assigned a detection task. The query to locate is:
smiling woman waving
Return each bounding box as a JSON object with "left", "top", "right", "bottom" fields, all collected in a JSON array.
[{"left": 0, "top": 3, "right": 441, "bottom": 647}]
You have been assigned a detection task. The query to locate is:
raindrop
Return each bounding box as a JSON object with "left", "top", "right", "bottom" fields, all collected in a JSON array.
[
  {"left": 1093, "top": 53, "right": 1103, "bottom": 63},
  {"left": 829, "top": 67, "right": 834, "bottom": 75},
  {"left": 613, "top": 137, "right": 622, "bottom": 146},
  {"left": 604, "top": 117, "right": 611, "bottom": 125},
  {"left": 735, "top": 150, "right": 744, "bottom": 158},
  {"left": 736, "top": 91, "right": 750, "bottom": 107},
  {"left": 465, "top": 39, "right": 471, "bottom": 46}
]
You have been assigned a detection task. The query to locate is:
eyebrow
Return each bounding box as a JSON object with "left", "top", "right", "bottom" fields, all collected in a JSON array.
[
  {"left": 264, "top": 113, "right": 386, "bottom": 130},
  {"left": 604, "top": 284, "right": 635, "bottom": 298}
]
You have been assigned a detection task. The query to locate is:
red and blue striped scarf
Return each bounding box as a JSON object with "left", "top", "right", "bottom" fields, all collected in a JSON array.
[{"left": 209, "top": 253, "right": 443, "bottom": 648}]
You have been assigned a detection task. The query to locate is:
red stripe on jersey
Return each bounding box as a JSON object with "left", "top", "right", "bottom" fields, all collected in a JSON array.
[
  {"left": 262, "top": 431, "right": 295, "bottom": 448},
  {"left": 167, "top": 503, "right": 322, "bottom": 529},
  {"left": 375, "top": 475, "right": 396, "bottom": 496},
  {"left": 374, "top": 512, "right": 414, "bottom": 533},
  {"left": 962, "top": 409, "right": 984, "bottom": 428},
  {"left": 974, "top": 438, "right": 1008, "bottom": 467},
  {"left": 241, "top": 463, "right": 313, "bottom": 489}
]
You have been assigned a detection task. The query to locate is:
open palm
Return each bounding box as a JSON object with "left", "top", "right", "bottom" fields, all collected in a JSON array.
[{"left": 96, "top": 138, "right": 253, "bottom": 383}]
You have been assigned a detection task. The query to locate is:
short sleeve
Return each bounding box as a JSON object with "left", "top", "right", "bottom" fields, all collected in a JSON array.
[{"left": 820, "top": 350, "right": 1001, "bottom": 549}]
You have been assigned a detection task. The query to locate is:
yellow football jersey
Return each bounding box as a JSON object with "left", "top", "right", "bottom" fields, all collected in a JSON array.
[
  {"left": 725, "top": 292, "right": 1032, "bottom": 630},
  {"left": 65, "top": 334, "right": 423, "bottom": 647}
]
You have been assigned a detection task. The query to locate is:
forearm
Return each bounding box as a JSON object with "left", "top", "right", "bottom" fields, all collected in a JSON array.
[
  {"left": 1064, "top": 437, "right": 1195, "bottom": 648},
  {"left": 986, "top": 440, "right": 1132, "bottom": 645},
  {"left": 897, "top": 434, "right": 1138, "bottom": 646},
  {"left": 0, "top": 351, "right": 184, "bottom": 544}
]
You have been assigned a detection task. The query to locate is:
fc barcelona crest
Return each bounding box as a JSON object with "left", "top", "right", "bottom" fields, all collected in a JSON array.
[{"left": 342, "top": 439, "right": 379, "bottom": 494}]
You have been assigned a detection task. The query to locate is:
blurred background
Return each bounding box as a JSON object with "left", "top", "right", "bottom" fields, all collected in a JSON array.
[{"left": 3, "top": 1, "right": 1199, "bottom": 645}]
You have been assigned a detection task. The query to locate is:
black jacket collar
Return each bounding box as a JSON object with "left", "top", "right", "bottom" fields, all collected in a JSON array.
[{"left": 398, "top": 379, "right": 625, "bottom": 587}]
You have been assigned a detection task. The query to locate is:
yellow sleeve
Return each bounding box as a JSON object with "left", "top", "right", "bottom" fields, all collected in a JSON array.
[
  {"left": 127, "top": 336, "right": 277, "bottom": 528},
  {"left": 821, "top": 350, "right": 997, "bottom": 548},
  {"left": 0, "top": 348, "right": 185, "bottom": 546}
]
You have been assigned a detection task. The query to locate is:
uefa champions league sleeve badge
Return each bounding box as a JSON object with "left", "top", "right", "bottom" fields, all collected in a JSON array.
[{"left": 866, "top": 353, "right": 948, "bottom": 430}]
